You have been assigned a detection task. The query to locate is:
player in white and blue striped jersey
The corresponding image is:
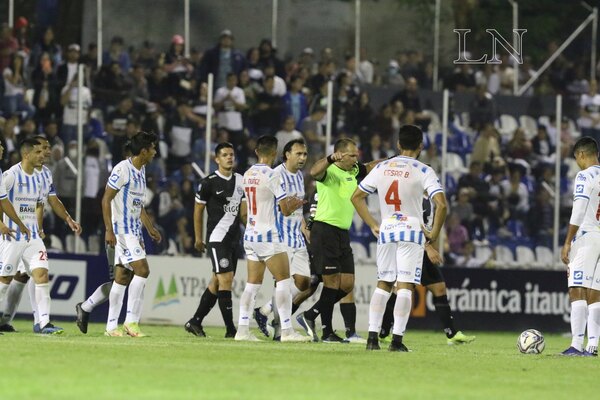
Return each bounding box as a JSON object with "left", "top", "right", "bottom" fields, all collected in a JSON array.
[
  {"left": 254, "top": 139, "right": 312, "bottom": 339},
  {"left": 351, "top": 125, "right": 447, "bottom": 352},
  {"left": 236, "top": 135, "right": 310, "bottom": 342},
  {"left": 0, "top": 136, "right": 82, "bottom": 333},
  {"left": 102, "top": 131, "right": 160, "bottom": 338},
  {"left": 0, "top": 139, "right": 63, "bottom": 334}
]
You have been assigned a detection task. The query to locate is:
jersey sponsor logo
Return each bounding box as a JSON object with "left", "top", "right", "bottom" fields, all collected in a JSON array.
[
  {"left": 223, "top": 199, "right": 240, "bottom": 214},
  {"left": 573, "top": 270, "right": 583, "bottom": 284},
  {"left": 19, "top": 204, "right": 36, "bottom": 213},
  {"left": 219, "top": 258, "right": 230, "bottom": 268},
  {"left": 132, "top": 198, "right": 142, "bottom": 207},
  {"left": 109, "top": 173, "right": 119, "bottom": 184},
  {"left": 576, "top": 185, "right": 584, "bottom": 193}
]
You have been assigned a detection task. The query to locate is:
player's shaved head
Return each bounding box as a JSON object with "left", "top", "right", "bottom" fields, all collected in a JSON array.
[
  {"left": 255, "top": 135, "right": 278, "bottom": 156},
  {"left": 334, "top": 138, "right": 356, "bottom": 153},
  {"left": 398, "top": 124, "right": 423, "bottom": 151},
  {"left": 573, "top": 136, "right": 598, "bottom": 157}
]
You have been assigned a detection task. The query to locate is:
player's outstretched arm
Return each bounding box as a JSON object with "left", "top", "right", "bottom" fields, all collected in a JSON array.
[
  {"left": 278, "top": 196, "right": 305, "bottom": 217},
  {"left": 48, "top": 195, "right": 82, "bottom": 235},
  {"left": 0, "top": 198, "right": 30, "bottom": 240},
  {"left": 351, "top": 188, "right": 379, "bottom": 237},
  {"left": 102, "top": 187, "right": 118, "bottom": 247},
  {"left": 193, "top": 202, "right": 206, "bottom": 253},
  {"left": 427, "top": 192, "right": 448, "bottom": 243}
]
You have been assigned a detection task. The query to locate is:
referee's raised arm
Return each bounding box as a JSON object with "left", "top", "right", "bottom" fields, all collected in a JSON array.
[{"left": 310, "top": 152, "right": 345, "bottom": 181}]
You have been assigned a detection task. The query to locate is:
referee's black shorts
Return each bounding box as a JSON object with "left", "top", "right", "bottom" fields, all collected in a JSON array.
[
  {"left": 206, "top": 242, "right": 239, "bottom": 274},
  {"left": 420, "top": 252, "right": 445, "bottom": 286},
  {"left": 311, "top": 221, "right": 355, "bottom": 275}
]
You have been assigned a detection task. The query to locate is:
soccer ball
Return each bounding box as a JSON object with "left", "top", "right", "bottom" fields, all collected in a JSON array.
[{"left": 517, "top": 329, "right": 545, "bottom": 354}]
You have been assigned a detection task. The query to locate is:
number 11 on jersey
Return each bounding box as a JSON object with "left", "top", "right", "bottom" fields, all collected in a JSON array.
[{"left": 245, "top": 187, "right": 257, "bottom": 215}]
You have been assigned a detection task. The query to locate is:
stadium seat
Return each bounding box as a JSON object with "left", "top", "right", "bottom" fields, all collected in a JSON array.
[
  {"left": 515, "top": 245, "right": 536, "bottom": 269},
  {"left": 519, "top": 115, "right": 538, "bottom": 139},
  {"left": 446, "top": 152, "right": 468, "bottom": 180},
  {"left": 350, "top": 241, "right": 369, "bottom": 263},
  {"left": 65, "top": 235, "right": 87, "bottom": 253},
  {"left": 49, "top": 234, "right": 63, "bottom": 252},
  {"left": 538, "top": 115, "right": 550, "bottom": 128},
  {"left": 423, "top": 109, "right": 442, "bottom": 134},
  {"left": 495, "top": 245, "right": 516, "bottom": 268},
  {"left": 535, "top": 246, "right": 554, "bottom": 269},
  {"left": 495, "top": 114, "right": 519, "bottom": 140},
  {"left": 475, "top": 243, "right": 493, "bottom": 261}
]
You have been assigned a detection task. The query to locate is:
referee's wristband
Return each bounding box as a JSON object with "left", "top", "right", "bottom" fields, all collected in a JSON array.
[{"left": 326, "top": 154, "right": 335, "bottom": 164}]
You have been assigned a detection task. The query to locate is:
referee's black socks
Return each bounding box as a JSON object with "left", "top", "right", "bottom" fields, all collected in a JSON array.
[
  {"left": 433, "top": 295, "right": 457, "bottom": 338},
  {"left": 340, "top": 302, "right": 356, "bottom": 337},
  {"left": 319, "top": 287, "right": 340, "bottom": 337}
]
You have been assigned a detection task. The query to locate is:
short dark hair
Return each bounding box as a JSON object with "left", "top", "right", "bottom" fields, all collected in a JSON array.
[
  {"left": 334, "top": 138, "right": 356, "bottom": 153},
  {"left": 256, "top": 135, "right": 278, "bottom": 156},
  {"left": 398, "top": 124, "right": 423, "bottom": 151},
  {"left": 129, "top": 131, "right": 158, "bottom": 156},
  {"left": 33, "top": 135, "right": 49, "bottom": 144},
  {"left": 215, "top": 142, "right": 234, "bottom": 157},
  {"left": 19, "top": 138, "right": 42, "bottom": 155},
  {"left": 282, "top": 139, "right": 306, "bottom": 161},
  {"left": 573, "top": 136, "right": 599, "bottom": 157}
]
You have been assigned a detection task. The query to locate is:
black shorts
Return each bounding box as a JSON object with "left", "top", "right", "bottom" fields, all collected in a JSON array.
[
  {"left": 207, "top": 242, "right": 239, "bottom": 274},
  {"left": 311, "top": 221, "right": 355, "bottom": 275},
  {"left": 420, "top": 252, "right": 445, "bottom": 286}
]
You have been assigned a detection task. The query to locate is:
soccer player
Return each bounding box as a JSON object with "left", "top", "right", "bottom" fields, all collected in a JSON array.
[
  {"left": 561, "top": 136, "right": 600, "bottom": 356},
  {"left": 351, "top": 124, "right": 448, "bottom": 351},
  {"left": 0, "top": 135, "right": 82, "bottom": 333},
  {"left": 235, "top": 135, "right": 309, "bottom": 342},
  {"left": 253, "top": 139, "right": 311, "bottom": 339},
  {"left": 296, "top": 138, "right": 383, "bottom": 343},
  {"left": 103, "top": 131, "right": 158, "bottom": 337},
  {"left": 378, "top": 196, "right": 475, "bottom": 345},
  {"left": 75, "top": 207, "right": 161, "bottom": 334},
  {"left": 0, "top": 139, "right": 62, "bottom": 334},
  {"left": 184, "top": 142, "right": 246, "bottom": 338}
]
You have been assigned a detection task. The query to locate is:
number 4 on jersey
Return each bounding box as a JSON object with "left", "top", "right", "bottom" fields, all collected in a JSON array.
[{"left": 385, "top": 180, "right": 401, "bottom": 211}]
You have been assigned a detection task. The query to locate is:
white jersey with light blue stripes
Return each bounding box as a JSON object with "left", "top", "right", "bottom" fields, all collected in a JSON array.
[
  {"left": 107, "top": 158, "right": 146, "bottom": 236},
  {"left": 571, "top": 165, "right": 600, "bottom": 237},
  {"left": 358, "top": 156, "right": 443, "bottom": 245},
  {"left": 274, "top": 163, "right": 306, "bottom": 249},
  {"left": 2, "top": 163, "right": 43, "bottom": 241},
  {"left": 243, "top": 163, "right": 286, "bottom": 243},
  {"left": 36, "top": 165, "right": 56, "bottom": 200}
]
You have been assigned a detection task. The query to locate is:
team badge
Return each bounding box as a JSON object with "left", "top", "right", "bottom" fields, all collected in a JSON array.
[{"left": 219, "top": 258, "right": 230, "bottom": 268}]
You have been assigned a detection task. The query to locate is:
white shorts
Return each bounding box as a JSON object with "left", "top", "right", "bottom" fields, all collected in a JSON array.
[
  {"left": 288, "top": 247, "right": 310, "bottom": 277},
  {"left": 568, "top": 232, "right": 600, "bottom": 290},
  {"left": 244, "top": 240, "right": 286, "bottom": 262},
  {"left": 115, "top": 234, "right": 146, "bottom": 268},
  {"left": 0, "top": 239, "right": 49, "bottom": 277},
  {"left": 376, "top": 241, "right": 424, "bottom": 284}
]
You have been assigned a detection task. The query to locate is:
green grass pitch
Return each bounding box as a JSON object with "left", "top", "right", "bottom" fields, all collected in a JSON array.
[{"left": 1, "top": 320, "right": 596, "bottom": 400}]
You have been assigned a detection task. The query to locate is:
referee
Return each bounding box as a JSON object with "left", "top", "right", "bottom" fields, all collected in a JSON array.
[
  {"left": 297, "top": 138, "right": 382, "bottom": 342},
  {"left": 185, "top": 142, "right": 246, "bottom": 338}
]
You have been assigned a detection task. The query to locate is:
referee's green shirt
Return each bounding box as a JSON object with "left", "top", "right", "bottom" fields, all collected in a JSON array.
[{"left": 314, "top": 163, "right": 366, "bottom": 230}]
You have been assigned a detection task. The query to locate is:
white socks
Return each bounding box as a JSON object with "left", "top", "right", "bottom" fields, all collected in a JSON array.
[
  {"left": 570, "top": 299, "right": 588, "bottom": 351},
  {"left": 106, "top": 283, "right": 127, "bottom": 331},
  {"left": 82, "top": 282, "right": 113, "bottom": 312},
  {"left": 125, "top": 275, "right": 147, "bottom": 324},
  {"left": 392, "top": 288, "right": 412, "bottom": 337},
  {"left": 275, "top": 278, "right": 293, "bottom": 330},
  {"left": 0, "top": 282, "right": 10, "bottom": 304},
  {"left": 238, "top": 283, "right": 261, "bottom": 330},
  {"left": 1, "top": 280, "right": 26, "bottom": 324},
  {"left": 368, "top": 288, "right": 391, "bottom": 333},
  {"left": 587, "top": 302, "right": 600, "bottom": 351},
  {"left": 259, "top": 300, "right": 273, "bottom": 317},
  {"left": 35, "top": 283, "right": 51, "bottom": 328},
  {"left": 28, "top": 279, "right": 39, "bottom": 325}
]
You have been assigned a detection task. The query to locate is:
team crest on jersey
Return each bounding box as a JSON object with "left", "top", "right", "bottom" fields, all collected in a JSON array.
[
  {"left": 3, "top": 264, "right": 13, "bottom": 273},
  {"left": 237, "top": 186, "right": 244, "bottom": 196},
  {"left": 576, "top": 185, "right": 584, "bottom": 193},
  {"left": 219, "top": 258, "right": 230, "bottom": 268}
]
